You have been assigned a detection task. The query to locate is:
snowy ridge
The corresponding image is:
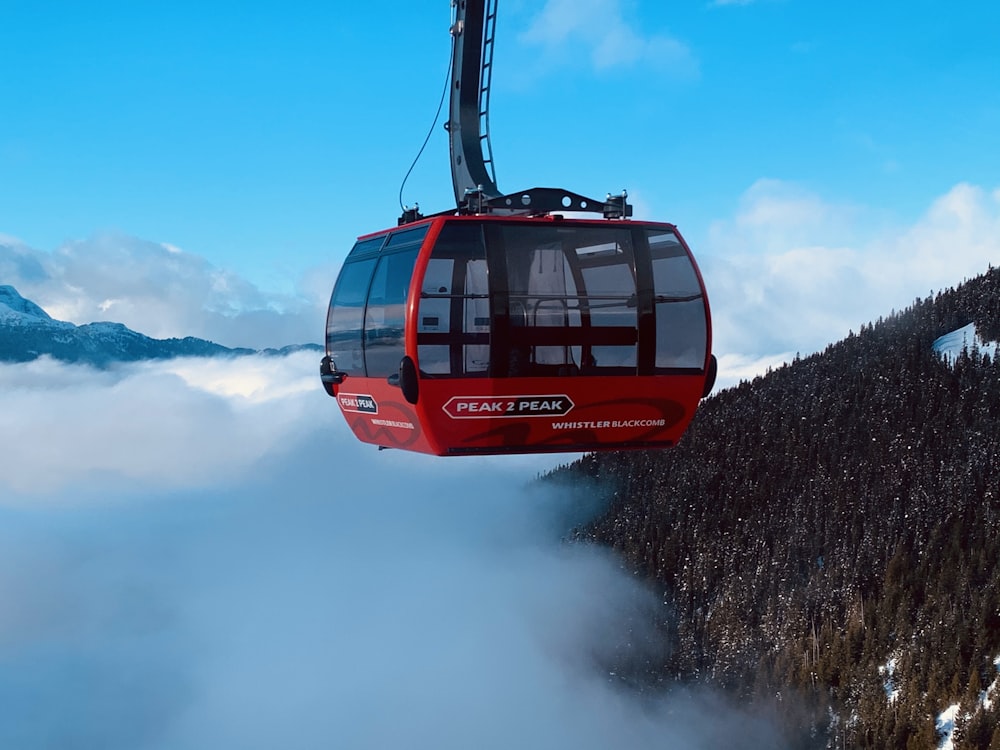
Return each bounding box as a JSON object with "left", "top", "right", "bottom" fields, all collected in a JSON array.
[
  {"left": 0, "top": 284, "right": 51, "bottom": 319},
  {"left": 0, "top": 284, "right": 61, "bottom": 325},
  {"left": 0, "top": 284, "right": 319, "bottom": 366}
]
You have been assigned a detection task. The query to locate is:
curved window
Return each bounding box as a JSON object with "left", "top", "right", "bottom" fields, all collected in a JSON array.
[
  {"left": 327, "top": 230, "right": 422, "bottom": 378},
  {"left": 326, "top": 257, "right": 378, "bottom": 376},
  {"left": 364, "top": 248, "right": 419, "bottom": 377},
  {"left": 347, "top": 236, "right": 386, "bottom": 260},
  {"left": 648, "top": 229, "right": 707, "bottom": 370}
]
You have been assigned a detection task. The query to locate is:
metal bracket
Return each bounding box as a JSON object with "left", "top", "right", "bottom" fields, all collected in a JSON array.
[
  {"left": 398, "top": 204, "right": 424, "bottom": 226},
  {"left": 602, "top": 190, "right": 632, "bottom": 220},
  {"left": 457, "top": 186, "right": 633, "bottom": 219},
  {"left": 400, "top": 186, "right": 633, "bottom": 224}
]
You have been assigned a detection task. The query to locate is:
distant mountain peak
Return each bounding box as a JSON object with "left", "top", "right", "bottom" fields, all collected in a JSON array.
[
  {"left": 0, "top": 284, "right": 321, "bottom": 366},
  {"left": 0, "top": 284, "right": 53, "bottom": 321}
]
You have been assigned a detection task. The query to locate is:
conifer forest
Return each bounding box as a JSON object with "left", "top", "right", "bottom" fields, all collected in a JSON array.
[{"left": 549, "top": 267, "right": 1000, "bottom": 748}]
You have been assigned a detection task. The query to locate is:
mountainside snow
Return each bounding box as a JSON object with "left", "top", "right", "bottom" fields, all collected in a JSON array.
[{"left": 932, "top": 321, "right": 999, "bottom": 363}]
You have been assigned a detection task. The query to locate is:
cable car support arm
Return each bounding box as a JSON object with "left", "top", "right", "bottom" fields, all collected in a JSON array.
[
  {"left": 442, "top": 0, "right": 631, "bottom": 221},
  {"left": 448, "top": 0, "right": 500, "bottom": 206}
]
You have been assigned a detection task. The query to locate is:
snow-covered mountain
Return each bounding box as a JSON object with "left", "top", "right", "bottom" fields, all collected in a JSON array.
[{"left": 0, "top": 285, "right": 319, "bottom": 366}]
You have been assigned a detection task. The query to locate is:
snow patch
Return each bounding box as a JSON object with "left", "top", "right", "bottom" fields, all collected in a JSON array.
[
  {"left": 879, "top": 657, "right": 900, "bottom": 703},
  {"left": 935, "top": 655, "right": 1000, "bottom": 749},
  {"left": 932, "top": 322, "right": 998, "bottom": 364},
  {"left": 937, "top": 702, "right": 960, "bottom": 750},
  {"left": 983, "top": 655, "right": 1000, "bottom": 711}
]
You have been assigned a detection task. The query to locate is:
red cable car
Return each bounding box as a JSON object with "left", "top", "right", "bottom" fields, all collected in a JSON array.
[{"left": 321, "top": 1, "right": 716, "bottom": 455}]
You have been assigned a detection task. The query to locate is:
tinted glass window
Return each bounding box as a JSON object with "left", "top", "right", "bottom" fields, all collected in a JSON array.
[
  {"left": 648, "top": 229, "right": 707, "bottom": 370},
  {"left": 347, "top": 236, "right": 385, "bottom": 259},
  {"left": 417, "top": 222, "right": 489, "bottom": 377},
  {"left": 508, "top": 242, "right": 578, "bottom": 370},
  {"left": 386, "top": 225, "right": 429, "bottom": 248},
  {"left": 326, "top": 258, "right": 377, "bottom": 375},
  {"left": 364, "top": 248, "right": 419, "bottom": 377},
  {"left": 501, "top": 224, "right": 637, "bottom": 375}
]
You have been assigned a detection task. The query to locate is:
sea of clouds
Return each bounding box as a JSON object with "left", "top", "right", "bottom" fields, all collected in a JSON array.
[{"left": 0, "top": 352, "right": 779, "bottom": 748}]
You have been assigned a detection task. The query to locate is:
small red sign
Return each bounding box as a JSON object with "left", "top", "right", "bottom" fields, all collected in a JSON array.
[{"left": 338, "top": 393, "right": 378, "bottom": 414}]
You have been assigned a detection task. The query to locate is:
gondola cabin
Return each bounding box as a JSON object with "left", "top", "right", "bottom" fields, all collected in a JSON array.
[{"left": 322, "top": 212, "right": 715, "bottom": 455}]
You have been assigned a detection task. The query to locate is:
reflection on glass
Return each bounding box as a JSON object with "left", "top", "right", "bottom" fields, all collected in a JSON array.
[
  {"left": 416, "top": 223, "right": 490, "bottom": 377},
  {"left": 503, "top": 224, "right": 638, "bottom": 374},
  {"left": 648, "top": 230, "right": 707, "bottom": 370},
  {"left": 364, "top": 249, "right": 419, "bottom": 378},
  {"left": 327, "top": 258, "right": 377, "bottom": 376}
]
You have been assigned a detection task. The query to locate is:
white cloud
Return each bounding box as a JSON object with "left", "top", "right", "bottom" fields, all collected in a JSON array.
[
  {"left": 0, "top": 232, "right": 326, "bottom": 349},
  {"left": 518, "top": 0, "right": 699, "bottom": 78},
  {"left": 0, "top": 352, "right": 781, "bottom": 748},
  {"left": 0, "top": 352, "right": 321, "bottom": 495},
  {"left": 702, "top": 180, "right": 1000, "bottom": 386}
]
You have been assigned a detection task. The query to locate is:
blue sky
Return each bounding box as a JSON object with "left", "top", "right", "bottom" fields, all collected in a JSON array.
[{"left": 2, "top": 0, "right": 1000, "bottom": 366}]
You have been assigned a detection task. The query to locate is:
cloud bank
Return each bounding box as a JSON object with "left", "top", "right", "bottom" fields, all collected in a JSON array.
[
  {"left": 0, "top": 233, "right": 326, "bottom": 350},
  {"left": 0, "top": 353, "right": 781, "bottom": 749},
  {"left": 0, "top": 353, "right": 318, "bottom": 495}
]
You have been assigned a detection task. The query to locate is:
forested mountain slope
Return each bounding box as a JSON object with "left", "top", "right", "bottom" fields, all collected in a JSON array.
[{"left": 550, "top": 267, "right": 1000, "bottom": 749}]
